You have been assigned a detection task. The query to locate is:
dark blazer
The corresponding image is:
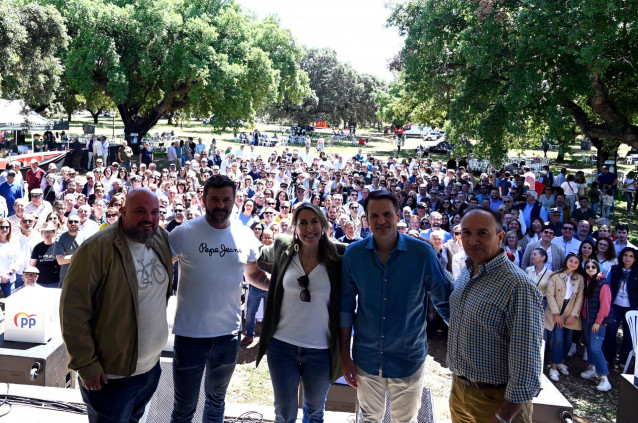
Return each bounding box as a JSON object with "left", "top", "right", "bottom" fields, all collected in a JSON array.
[
  {"left": 256, "top": 235, "right": 345, "bottom": 382},
  {"left": 609, "top": 265, "right": 638, "bottom": 309}
]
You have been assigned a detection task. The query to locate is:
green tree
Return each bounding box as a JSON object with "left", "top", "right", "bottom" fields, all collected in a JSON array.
[
  {"left": 0, "top": 0, "right": 68, "bottom": 109},
  {"left": 389, "top": 0, "right": 638, "bottom": 166},
  {"left": 267, "top": 48, "right": 386, "bottom": 128},
  {"left": 50, "top": 0, "right": 308, "bottom": 140}
]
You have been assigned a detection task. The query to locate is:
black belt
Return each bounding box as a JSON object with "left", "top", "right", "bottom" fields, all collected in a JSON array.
[{"left": 456, "top": 374, "right": 507, "bottom": 390}]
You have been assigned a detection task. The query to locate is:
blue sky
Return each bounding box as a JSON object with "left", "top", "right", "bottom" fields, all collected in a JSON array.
[{"left": 237, "top": 0, "right": 405, "bottom": 81}]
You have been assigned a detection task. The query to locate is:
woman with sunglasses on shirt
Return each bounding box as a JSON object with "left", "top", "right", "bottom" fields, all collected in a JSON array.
[
  {"left": 256, "top": 203, "right": 345, "bottom": 423},
  {"left": 579, "top": 259, "right": 613, "bottom": 391}
]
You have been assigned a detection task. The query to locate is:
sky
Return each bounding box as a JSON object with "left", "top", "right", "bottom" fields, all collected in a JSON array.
[{"left": 236, "top": 0, "right": 404, "bottom": 82}]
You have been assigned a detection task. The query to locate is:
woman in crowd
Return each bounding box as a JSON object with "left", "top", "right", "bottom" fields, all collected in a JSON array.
[
  {"left": 539, "top": 186, "right": 555, "bottom": 209},
  {"left": 108, "top": 194, "right": 125, "bottom": 211},
  {"left": 595, "top": 237, "right": 617, "bottom": 276},
  {"left": 579, "top": 240, "right": 596, "bottom": 265},
  {"left": 239, "top": 199, "right": 258, "bottom": 227},
  {"left": 503, "top": 230, "right": 523, "bottom": 268},
  {"left": 451, "top": 212, "right": 463, "bottom": 227},
  {"left": 251, "top": 221, "right": 265, "bottom": 242},
  {"left": 525, "top": 216, "right": 545, "bottom": 245},
  {"left": 44, "top": 212, "right": 64, "bottom": 239},
  {"left": 29, "top": 222, "right": 60, "bottom": 288},
  {"left": 580, "top": 259, "right": 613, "bottom": 392},
  {"left": 358, "top": 215, "right": 371, "bottom": 239},
  {"left": 100, "top": 207, "right": 119, "bottom": 230},
  {"left": 256, "top": 203, "right": 344, "bottom": 423},
  {"left": 526, "top": 248, "right": 551, "bottom": 301},
  {"left": 42, "top": 173, "right": 59, "bottom": 204},
  {"left": 596, "top": 224, "right": 614, "bottom": 241},
  {"left": 603, "top": 247, "right": 638, "bottom": 367},
  {"left": 545, "top": 253, "right": 586, "bottom": 382},
  {"left": 507, "top": 219, "right": 527, "bottom": 250},
  {"left": 0, "top": 218, "right": 19, "bottom": 297}
]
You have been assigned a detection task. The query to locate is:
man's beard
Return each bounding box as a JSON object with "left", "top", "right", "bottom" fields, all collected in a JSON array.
[
  {"left": 206, "top": 207, "right": 229, "bottom": 225},
  {"left": 124, "top": 223, "right": 157, "bottom": 244}
]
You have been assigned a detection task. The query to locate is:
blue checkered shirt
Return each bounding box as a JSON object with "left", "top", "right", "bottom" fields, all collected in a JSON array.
[{"left": 448, "top": 251, "right": 543, "bottom": 403}]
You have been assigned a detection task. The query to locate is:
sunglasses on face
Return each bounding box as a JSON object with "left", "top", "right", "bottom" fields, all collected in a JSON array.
[
  {"left": 68, "top": 220, "right": 80, "bottom": 224},
  {"left": 585, "top": 266, "right": 597, "bottom": 270},
  {"left": 22, "top": 219, "right": 34, "bottom": 223}
]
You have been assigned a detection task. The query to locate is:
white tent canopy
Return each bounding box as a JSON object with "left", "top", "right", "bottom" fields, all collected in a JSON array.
[{"left": 0, "top": 99, "right": 54, "bottom": 131}]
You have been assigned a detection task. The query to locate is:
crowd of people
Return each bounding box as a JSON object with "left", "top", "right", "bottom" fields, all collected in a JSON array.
[{"left": 1, "top": 134, "right": 637, "bottom": 422}]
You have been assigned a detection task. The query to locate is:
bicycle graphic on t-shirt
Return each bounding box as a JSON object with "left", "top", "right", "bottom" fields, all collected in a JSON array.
[{"left": 135, "top": 258, "right": 165, "bottom": 290}]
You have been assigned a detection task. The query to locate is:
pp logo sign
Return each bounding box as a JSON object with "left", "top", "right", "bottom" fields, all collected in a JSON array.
[{"left": 14, "top": 312, "right": 37, "bottom": 328}]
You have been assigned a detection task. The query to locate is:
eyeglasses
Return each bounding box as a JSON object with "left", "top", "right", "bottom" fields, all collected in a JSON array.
[
  {"left": 253, "top": 227, "right": 263, "bottom": 231},
  {"left": 32, "top": 194, "right": 41, "bottom": 198},
  {"left": 543, "top": 231, "right": 554, "bottom": 235},
  {"left": 68, "top": 219, "right": 80, "bottom": 224},
  {"left": 350, "top": 206, "right": 359, "bottom": 210},
  {"left": 106, "top": 214, "right": 118, "bottom": 218},
  {"left": 173, "top": 209, "right": 184, "bottom": 213},
  {"left": 23, "top": 273, "right": 38, "bottom": 277},
  {"left": 562, "top": 227, "right": 575, "bottom": 231},
  {"left": 0, "top": 226, "right": 10, "bottom": 230},
  {"left": 21, "top": 219, "right": 34, "bottom": 223},
  {"left": 86, "top": 177, "right": 93, "bottom": 180},
  {"left": 297, "top": 274, "right": 311, "bottom": 302},
  {"left": 263, "top": 212, "right": 274, "bottom": 215},
  {"left": 454, "top": 232, "right": 462, "bottom": 235},
  {"left": 585, "top": 265, "right": 597, "bottom": 270},
  {"left": 280, "top": 206, "right": 290, "bottom": 209}
]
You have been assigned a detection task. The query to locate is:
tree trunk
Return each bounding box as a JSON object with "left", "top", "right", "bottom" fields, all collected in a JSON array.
[
  {"left": 591, "top": 137, "right": 612, "bottom": 171},
  {"left": 167, "top": 112, "right": 174, "bottom": 126},
  {"left": 556, "top": 142, "right": 569, "bottom": 161},
  {"left": 89, "top": 110, "right": 100, "bottom": 124},
  {"left": 67, "top": 112, "right": 72, "bottom": 122}
]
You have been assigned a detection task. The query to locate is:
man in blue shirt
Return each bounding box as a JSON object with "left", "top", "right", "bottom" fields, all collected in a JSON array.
[{"left": 340, "top": 190, "right": 451, "bottom": 422}]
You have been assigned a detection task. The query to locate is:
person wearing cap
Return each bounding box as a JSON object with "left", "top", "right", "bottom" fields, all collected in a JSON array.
[
  {"left": 20, "top": 265, "right": 40, "bottom": 288},
  {"left": 25, "top": 188, "right": 53, "bottom": 228},
  {"left": 29, "top": 221, "right": 60, "bottom": 287},
  {"left": 521, "top": 190, "right": 548, "bottom": 229},
  {"left": 26, "top": 159, "right": 46, "bottom": 194},
  {"left": 0, "top": 170, "right": 23, "bottom": 215}
]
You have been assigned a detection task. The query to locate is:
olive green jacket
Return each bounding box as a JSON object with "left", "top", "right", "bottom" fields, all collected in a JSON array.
[
  {"left": 256, "top": 235, "right": 345, "bottom": 382},
  {"left": 59, "top": 220, "right": 172, "bottom": 380}
]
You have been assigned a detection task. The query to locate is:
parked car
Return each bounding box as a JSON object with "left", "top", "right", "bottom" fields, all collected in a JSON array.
[
  {"left": 396, "top": 123, "right": 432, "bottom": 138},
  {"left": 423, "top": 131, "right": 444, "bottom": 141}
]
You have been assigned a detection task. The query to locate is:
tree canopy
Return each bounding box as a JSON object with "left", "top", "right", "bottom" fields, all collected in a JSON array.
[
  {"left": 46, "top": 0, "right": 309, "bottom": 138},
  {"left": 267, "top": 48, "right": 386, "bottom": 128},
  {"left": 0, "top": 0, "right": 68, "bottom": 109},
  {"left": 389, "top": 0, "right": 638, "bottom": 163}
]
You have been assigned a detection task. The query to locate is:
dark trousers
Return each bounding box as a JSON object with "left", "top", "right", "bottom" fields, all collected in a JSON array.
[{"left": 80, "top": 362, "right": 161, "bottom": 423}]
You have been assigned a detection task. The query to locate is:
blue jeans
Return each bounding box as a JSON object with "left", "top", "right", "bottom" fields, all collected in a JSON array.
[
  {"left": 0, "top": 281, "right": 13, "bottom": 297},
  {"left": 172, "top": 334, "right": 240, "bottom": 423},
  {"left": 583, "top": 321, "right": 608, "bottom": 375},
  {"left": 14, "top": 274, "right": 23, "bottom": 290},
  {"left": 551, "top": 325, "right": 573, "bottom": 364},
  {"left": 244, "top": 286, "right": 268, "bottom": 338},
  {"left": 80, "top": 362, "right": 161, "bottom": 423},
  {"left": 267, "top": 338, "right": 332, "bottom": 423},
  {"left": 603, "top": 304, "right": 632, "bottom": 365}
]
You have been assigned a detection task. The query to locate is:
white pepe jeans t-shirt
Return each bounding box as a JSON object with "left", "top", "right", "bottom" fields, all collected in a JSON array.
[{"left": 169, "top": 216, "right": 259, "bottom": 338}]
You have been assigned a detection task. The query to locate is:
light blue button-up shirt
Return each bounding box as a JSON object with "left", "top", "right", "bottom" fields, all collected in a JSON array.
[{"left": 340, "top": 232, "right": 451, "bottom": 378}]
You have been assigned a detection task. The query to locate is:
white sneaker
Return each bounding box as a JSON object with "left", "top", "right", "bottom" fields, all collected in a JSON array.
[
  {"left": 557, "top": 363, "right": 570, "bottom": 375},
  {"left": 596, "top": 376, "right": 612, "bottom": 392},
  {"left": 581, "top": 365, "right": 596, "bottom": 379},
  {"left": 583, "top": 350, "right": 588, "bottom": 361},
  {"left": 549, "top": 368, "right": 560, "bottom": 382},
  {"left": 568, "top": 343, "right": 577, "bottom": 357}
]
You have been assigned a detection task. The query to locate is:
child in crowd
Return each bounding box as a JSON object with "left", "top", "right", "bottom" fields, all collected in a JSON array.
[{"left": 601, "top": 185, "right": 614, "bottom": 218}]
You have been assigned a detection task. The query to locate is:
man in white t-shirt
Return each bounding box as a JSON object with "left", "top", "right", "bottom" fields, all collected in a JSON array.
[
  {"left": 169, "top": 175, "right": 268, "bottom": 423},
  {"left": 60, "top": 188, "right": 173, "bottom": 422}
]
